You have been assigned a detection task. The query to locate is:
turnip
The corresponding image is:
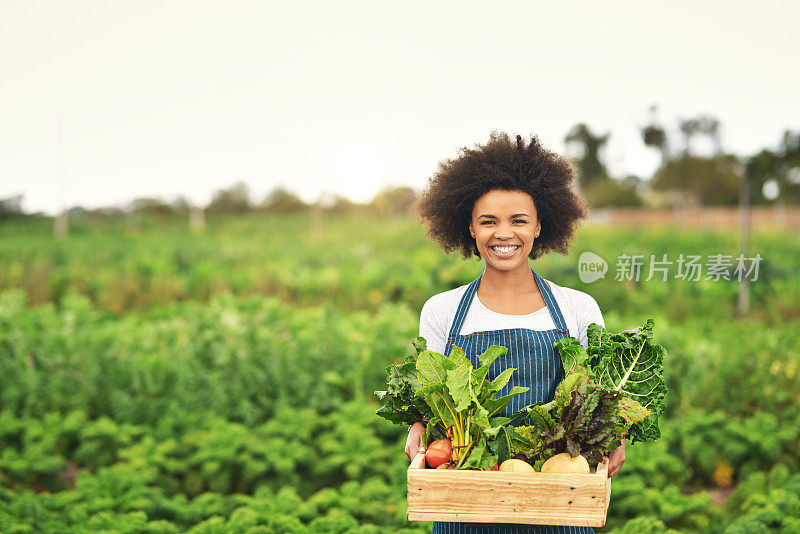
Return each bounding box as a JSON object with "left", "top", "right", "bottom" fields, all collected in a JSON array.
[
  {"left": 498, "top": 459, "right": 534, "bottom": 472},
  {"left": 540, "top": 453, "right": 590, "bottom": 474}
]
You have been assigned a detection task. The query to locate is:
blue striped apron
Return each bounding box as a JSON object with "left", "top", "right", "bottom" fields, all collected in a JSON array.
[{"left": 432, "top": 268, "right": 595, "bottom": 534}]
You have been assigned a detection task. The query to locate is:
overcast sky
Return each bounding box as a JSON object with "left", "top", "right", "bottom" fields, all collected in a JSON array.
[{"left": 1, "top": 1, "right": 798, "bottom": 214}]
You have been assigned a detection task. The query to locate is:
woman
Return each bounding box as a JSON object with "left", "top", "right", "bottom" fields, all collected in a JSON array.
[{"left": 406, "top": 132, "right": 625, "bottom": 534}]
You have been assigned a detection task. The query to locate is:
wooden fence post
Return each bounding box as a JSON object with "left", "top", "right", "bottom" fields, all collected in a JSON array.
[{"left": 737, "top": 168, "right": 751, "bottom": 317}]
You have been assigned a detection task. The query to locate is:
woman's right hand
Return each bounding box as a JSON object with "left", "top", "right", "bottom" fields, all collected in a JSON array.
[{"left": 405, "top": 422, "right": 426, "bottom": 461}]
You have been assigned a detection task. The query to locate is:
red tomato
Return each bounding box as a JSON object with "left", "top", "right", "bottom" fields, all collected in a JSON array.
[
  {"left": 491, "top": 463, "right": 500, "bottom": 471},
  {"left": 425, "top": 438, "right": 452, "bottom": 468}
]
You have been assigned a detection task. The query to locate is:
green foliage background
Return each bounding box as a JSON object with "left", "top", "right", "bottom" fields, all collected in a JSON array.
[{"left": 1, "top": 213, "right": 799, "bottom": 533}]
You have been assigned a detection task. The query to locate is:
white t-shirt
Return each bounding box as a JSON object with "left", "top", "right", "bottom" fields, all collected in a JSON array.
[{"left": 419, "top": 277, "right": 605, "bottom": 354}]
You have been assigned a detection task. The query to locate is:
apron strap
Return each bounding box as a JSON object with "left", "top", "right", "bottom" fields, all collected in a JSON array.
[
  {"left": 533, "top": 268, "right": 569, "bottom": 332},
  {"left": 447, "top": 268, "right": 569, "bottom": 339},
  {"left": 447, "top": 276, "right": 481, "bottom": 339}
]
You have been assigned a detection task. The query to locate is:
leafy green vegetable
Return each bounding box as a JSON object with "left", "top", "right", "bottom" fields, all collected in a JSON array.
[
  {"left": 513, "top": 373, "right": 627, "bottom": 466},
  {"left": 459, "top": 436, "right": 497, "bottom": 470},
  {"left": 553, "top": 336, "right": 599, "bottom": 383},
  {"left": 414, "top": 344, "right": 529, "bottom": 468},
  {"left": 374, "top": 337, "right": 433, "bottom": 426},
  {"left": 618, "top": 396, "right": 652, "bottom": 426},
  {"left": 485, "top": 425, "right": 527, "bottom": 464},
  {"left": 512, "top": 319, "right": 668, "bottom": 468},
  {"left": 584, "top": 319, "right": 668, "bottom": 443},
  {"left": 416, "top": 346, "right": 456, "bottom": 387},
  {"left": 376, "top": 320, "right": 667, "bottom": 471}
]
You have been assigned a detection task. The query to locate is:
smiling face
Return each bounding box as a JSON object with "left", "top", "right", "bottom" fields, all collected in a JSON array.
[{"left": 469, "top": 189, "right": 541, "bottom": 274}]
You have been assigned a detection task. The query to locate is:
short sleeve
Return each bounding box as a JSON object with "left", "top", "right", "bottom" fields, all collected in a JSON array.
[
  {"left": 576, "top": 293, "right": 605, "bottom": 348},
  {"left": 419, "top": 295, "right": 449, "bottom": 354}
]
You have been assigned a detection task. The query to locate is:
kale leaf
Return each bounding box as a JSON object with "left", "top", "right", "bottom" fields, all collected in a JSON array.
[
  {"left": 585, "top": 319, "right": 668, "bottom": 443},
  {"left": 511, "top": 320, "right": 668, "bottom": 467},
  {"left": 374, "top": 337, "right": 432, "bottom": 426}
]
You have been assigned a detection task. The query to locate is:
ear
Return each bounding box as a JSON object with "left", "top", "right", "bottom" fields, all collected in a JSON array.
[
  {"left": 535, "top": 220, "right": 541, "bottom": 238},
  {"left": 469, "top": 221, "right": 475, "bottom": 238}
]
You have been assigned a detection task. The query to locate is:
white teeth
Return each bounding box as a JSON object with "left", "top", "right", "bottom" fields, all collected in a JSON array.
[{"left": 492, "top": 246, "right": 519, "bottom": 254}]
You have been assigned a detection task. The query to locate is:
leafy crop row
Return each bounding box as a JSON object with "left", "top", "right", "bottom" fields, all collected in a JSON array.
[
  {"left": 0, "top": 289, "right": 415, "bottom": 425},
  {"left": 2, "top": 286, "right": 799, "bottom": 531},
  {"left": 1, "top": 213, "right": 799, "bottom": 532},
  {"left": 1, "top": 214, "right": 797, "bottom": 321}
]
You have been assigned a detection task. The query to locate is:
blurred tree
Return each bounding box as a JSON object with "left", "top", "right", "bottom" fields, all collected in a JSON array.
[
  {"left": 67, "top": 206, "right": 88, "bottom": 217},
  {"left": 652, "top": 154, "right": 740, "bottom": 205},
  {"left": 584, "top": 178, "right": 643, "bottom": 208},
  {"left": 780, "top": 131, "right": 800, "bottom": 201},
  {"left": 207, "top": 181, "right": 251, "bottom": 213},
  {"left": 679, "top": 115, "right": 721, "bottom": 156},
  {"left": 324, "top": 195, "right": 373, "bottom": 216},
  {"left": 745, "top": 130, "right": 800, "bottom": 204},
  {"left": 84, "top": 206, "right": 125, "bottom": 218},
  {"left": 329, "top": 195, "right": 359, "bottom": 215},
  {"left": 641, "top": 106, "right": 670, "bottom": 166},
  {"left": 260, "top": 186, "right": 306, "bottom": 213},
  {"left": 371, "top": 186, "right": 416, "bottom": 216},
  {"left": 698, "top": 116, "right": 722, "bottom": 155},
  {"left": 564, "top": 123, "right": 610, "bottom": 187},
  {"left": 642, "top": 124, "right": 669, "bottom": 164},
  {"left": 746, "top": 148, "right": 780, "bottom": 204},
  {"left": 0, "top": 194, "right": 24, "bottom": 220},
  {"left": 622, "top": 174, "right": 645, "bottom": 192},
  {"left": 679, "top": 117, "right": 702, "bottom": 156},
  {"left": 130, "top": 197, "right": 174, "bottom": 216},
  {"left": 783, "top": 130, "right": 800, "bottom": 160},
  {"left": 171, "top": 196, "right": 191, "bottom": 215}
]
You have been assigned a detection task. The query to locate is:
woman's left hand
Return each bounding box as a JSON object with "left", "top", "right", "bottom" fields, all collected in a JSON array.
[{"left": 608, "top": 438, "right": 626, "bottom": 478}]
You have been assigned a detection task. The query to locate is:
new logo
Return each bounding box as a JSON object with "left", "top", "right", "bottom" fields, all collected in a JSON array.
[{"left": 578, "top": 252, "right": 608, "bottom": 283}]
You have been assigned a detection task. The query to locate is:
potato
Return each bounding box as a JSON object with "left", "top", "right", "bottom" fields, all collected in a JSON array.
[
  {"left": 540, "top": 452, "right": 590, "bottom": 474},
  {"left": 498, "top": 459, "right": 534, "bottom": 472}
]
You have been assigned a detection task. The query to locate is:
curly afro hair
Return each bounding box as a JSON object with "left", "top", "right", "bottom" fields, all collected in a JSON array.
[{"left": 413, "top": 131, "right": 588, "bottom": 260}]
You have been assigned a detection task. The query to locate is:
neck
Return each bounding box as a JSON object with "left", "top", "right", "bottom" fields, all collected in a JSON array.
[{"left": 479, "top": 263, "right": 535, "bottom": 294}]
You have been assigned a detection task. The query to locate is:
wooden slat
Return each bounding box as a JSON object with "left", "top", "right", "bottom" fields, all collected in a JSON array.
[{"left": 407, "top": 458, "right": 610, "bottom": 527}]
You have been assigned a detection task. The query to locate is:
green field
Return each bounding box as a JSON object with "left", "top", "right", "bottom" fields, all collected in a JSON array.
[{"left": 1, "top": 214, "right": 799, "bottom": 533}]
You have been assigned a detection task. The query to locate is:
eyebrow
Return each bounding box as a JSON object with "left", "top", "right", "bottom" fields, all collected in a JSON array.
[{"left": 477, "top": 213, "right": 530, "bottom": 219}]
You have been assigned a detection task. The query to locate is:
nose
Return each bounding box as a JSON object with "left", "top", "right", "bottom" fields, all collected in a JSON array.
[{"left": 494, "top": 222, "right": 514, "bottom": 238}]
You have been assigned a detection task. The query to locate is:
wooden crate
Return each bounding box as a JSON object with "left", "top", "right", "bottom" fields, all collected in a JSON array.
[{"left": 407, "top": 455, "right": 611, "bottom": 527}]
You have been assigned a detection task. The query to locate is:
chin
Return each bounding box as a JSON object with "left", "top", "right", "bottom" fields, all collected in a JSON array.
[
  {"left": 490, "top": 264, "right": 526, "bottom": 272},
  {"left": 483, "top": 259, "right": 530, "bottom": 272}
]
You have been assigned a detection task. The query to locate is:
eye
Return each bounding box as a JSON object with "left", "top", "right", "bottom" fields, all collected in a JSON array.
[
  {"left": 513, "top": 219, "right": 528, "bottom": 225},
  {"left": 480, "top": 221, "right": 495, "bottom": 226}
]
